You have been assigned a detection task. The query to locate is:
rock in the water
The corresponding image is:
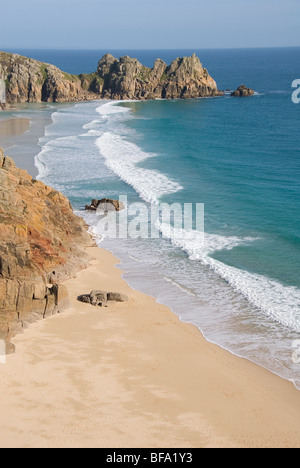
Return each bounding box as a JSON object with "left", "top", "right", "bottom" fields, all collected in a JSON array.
[
  {"left": 78, "top": 290, "right": 129, "bottom": 307},
  {"left": 231, "top": 84, "right": 255, "bottom": 97},
  {"left": 85, "top": 198, "right": 125, "bottom": 212}
]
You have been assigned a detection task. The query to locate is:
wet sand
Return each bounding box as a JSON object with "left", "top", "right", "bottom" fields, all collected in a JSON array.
[
  {"left": 0, "top": 117, "right": 30, "bottom": 138},
  {"left": 0, "top": 106, "right": 53, "bottom": 178}
]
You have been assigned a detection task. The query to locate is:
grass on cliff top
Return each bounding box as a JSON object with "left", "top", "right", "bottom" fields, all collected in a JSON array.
[
  {"left": 79, "top": 73, "right": 104, "bottom": 90},
  {"left": 160, "top": 71, "right": 169, "bottom": 82},
  {"left": 136, "top": 66, "right": 151, "bottom": 82},
  {"left": 40, "top": 65, "right": 48, "bottom": 82},
  {"left": 62, "top": 71, "right": 80, "bottom": 82}
]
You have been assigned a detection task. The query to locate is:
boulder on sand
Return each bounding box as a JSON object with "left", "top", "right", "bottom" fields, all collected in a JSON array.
[{"left": 78, "top": 290, "right": 129, "bottom": 307}]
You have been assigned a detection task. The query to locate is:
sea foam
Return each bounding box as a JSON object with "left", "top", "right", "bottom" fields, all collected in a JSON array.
[{"left": 95, "top": 102, "right": 183, "bottom": 204}]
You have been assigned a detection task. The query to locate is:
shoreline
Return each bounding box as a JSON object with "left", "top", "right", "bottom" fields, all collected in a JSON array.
[
  {"left": 118, "top": 267, "right": 300, "bottom": 392},
  {"left": 1, "top": 100, "right": 299, "bottom": 395},
  {"left": 0, "top": 103, "right": 73, "bottom": 178},
  {"left": 1, "top": 245, "right": 300, "bottom": 448}
]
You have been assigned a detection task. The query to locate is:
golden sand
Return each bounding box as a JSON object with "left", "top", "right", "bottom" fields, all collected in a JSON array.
[{"left": 0, "top": 247, "right": 300, "bottom": 448}]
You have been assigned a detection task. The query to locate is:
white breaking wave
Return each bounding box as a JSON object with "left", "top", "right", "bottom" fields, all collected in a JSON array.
[
  {"left": 96, "top": 132, "right": 183, "bottom": 204},
  {"left": 158, "top": 222, "right": 300, "bottom": 331},
  {"left": 208, "top": 258, "right": 300, "bottom": 331},
  {"left": 95, "top": 101, "right": 182, "bottom": 204},
  {"left": 35, "top": 144, "right": 52, "bottom": 179},
  {"left": 93, "top": 101, "right": 300, "bottom": 332}
]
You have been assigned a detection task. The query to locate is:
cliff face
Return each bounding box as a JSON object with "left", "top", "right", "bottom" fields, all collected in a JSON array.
[
  {"left": 0, "top": 51, "right": 99, "bottom": 105},
  {"left": 0, "top": 51, "right": 222, "bottom": 106},
  {"left": 0, "top": 148, "right": 91, "bottom": 351}
]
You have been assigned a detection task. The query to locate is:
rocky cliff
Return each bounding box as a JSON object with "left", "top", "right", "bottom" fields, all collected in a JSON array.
[
  {"left": 0, "top": 148, "right": 91, "bottom": 352},
  {"left": 0, "top": 51, "right": 222, "bottom": 105},
  {"left": 0, "top": 51, "right": 100, "bottom": 105},
  {"left": 98, "top": 53, "right": 222, "bottom": 100}
]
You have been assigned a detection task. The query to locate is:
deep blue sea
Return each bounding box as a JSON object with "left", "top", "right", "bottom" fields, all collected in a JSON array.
[{"left": 4, "top": 48, "right": 300, "bottom": 387}]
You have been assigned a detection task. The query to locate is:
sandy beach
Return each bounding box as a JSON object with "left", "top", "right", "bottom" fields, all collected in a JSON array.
[
  {"left": 0, "top": 246, "right": 299, "bottom": 448},
  {"left": 0, "top": 104, "right": 68, "bottom": 178},
  {"left": 0, "top": 115, "right": 38, "bottom": 176},
  {"left": 0, "top": 117, "right": 30, "bottom": 138}
]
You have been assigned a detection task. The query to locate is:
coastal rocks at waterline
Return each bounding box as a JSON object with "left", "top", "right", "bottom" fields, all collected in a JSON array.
[
  {"left": 0, "top": 147, "right": 91, "bottom": 351},
  {"left": 85, "top": 198, "right": 125, "bottom": 212},
  {"left": 231, "top": 84, "right": 255, "bottom": 97},
  {"left": 78, "top": 290, "right": 129, "bottom": 307}
]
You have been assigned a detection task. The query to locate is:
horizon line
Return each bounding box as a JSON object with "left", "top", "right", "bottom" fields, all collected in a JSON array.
[{"left": 2, "top": 46, "right": 300, "bottom": 52}]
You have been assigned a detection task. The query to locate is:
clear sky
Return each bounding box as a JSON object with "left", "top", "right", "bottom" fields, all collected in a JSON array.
[{"left": 1, "top": 0, "right": 299, "bottom": 49}]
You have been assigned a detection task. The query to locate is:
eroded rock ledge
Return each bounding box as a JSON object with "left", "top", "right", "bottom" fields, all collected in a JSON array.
[{"left": 0, "top": 148, "right": 91, "bottom": 352}]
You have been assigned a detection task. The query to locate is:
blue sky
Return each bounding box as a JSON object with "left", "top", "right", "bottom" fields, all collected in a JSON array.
[{"left": 1, "top": 0, "right": 299, "bottom": 49}]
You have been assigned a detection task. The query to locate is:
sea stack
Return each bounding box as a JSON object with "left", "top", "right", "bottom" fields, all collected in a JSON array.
[{"left": 231, "top": 84, "right": 255, "bottom": 97}]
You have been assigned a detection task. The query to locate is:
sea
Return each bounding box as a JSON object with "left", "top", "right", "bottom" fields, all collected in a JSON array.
[{"left": 2, "top": 48, "right": 300, "bottom": 388}]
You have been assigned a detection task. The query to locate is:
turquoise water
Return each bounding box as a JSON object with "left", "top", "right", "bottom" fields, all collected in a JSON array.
[
  {"left": 6, "top": 48, "right": 300, "bottom": 387},
  {"left": 122, "top": 96, "right": 300, "bottom": 289}
]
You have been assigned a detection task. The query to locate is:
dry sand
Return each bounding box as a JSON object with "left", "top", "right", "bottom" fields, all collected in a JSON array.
[
  {"left": 0, "top": 246, "right": 300, "bottom": 448},
  {"left": 0, "top": 118, "right": 30, "bottom": 137}
]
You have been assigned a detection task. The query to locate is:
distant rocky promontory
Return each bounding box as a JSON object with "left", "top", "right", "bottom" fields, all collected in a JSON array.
[{"left": 0, "top": 51, "right": 223, "bottom": 106}]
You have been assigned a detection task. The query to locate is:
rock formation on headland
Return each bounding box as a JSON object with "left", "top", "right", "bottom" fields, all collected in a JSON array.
[
  {"left": 97, "top": 53, "right": 222, "bottom": 100},
  {"left": 0, "top": 51, "right": 100, "bottom": 105},
  {"left": 0, "top": 51, "right": 222, "bottom": 106},
  {"left": 231, "top": 84, "right": 255, "bottom": 97},
  {"left": 0, "top": 148, "right": 91, "bottom": 352}
]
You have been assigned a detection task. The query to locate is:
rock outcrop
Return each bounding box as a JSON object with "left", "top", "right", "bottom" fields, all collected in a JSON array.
[
  {"left": 85, "top": 198, "right": 125, "bottom": 212},
  {"left": 0, "top": 148, "right": 91, "bottom": 351},
  {"left": 0, "top": 51, "right": 100, "bottom": 105},
  {"left": 231, "top": 84, "right": 255, "bottom": 97},
  {"left": 97, "top": 53, "right": 222, "bottom": 100},
  {"left": 78, "top": 290, "right": 129, "bottom": 307},
  {"left": 0, "top": 51, "right": 222, "bottom": 106}
]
